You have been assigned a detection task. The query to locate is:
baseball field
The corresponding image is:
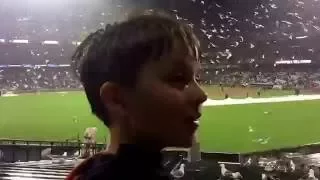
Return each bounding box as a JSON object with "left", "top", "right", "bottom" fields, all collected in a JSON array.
[{"left": 1, "top": 86, "right": 320, "bottom": 153}]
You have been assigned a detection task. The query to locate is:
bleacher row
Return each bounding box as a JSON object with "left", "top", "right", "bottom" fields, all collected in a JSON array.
[{"left": 0, "top": 160, "right": 74, "bottom": 180}]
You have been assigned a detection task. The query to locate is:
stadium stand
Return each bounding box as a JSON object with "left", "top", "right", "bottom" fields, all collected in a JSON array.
[
  {"left": 0, "top": 160, "right": 73, "bottom": 179},
  {"left": 0, "top": 66, "right": 82, "bottom": 91},
  {"left": 2, "top": 0, "right": 320, "bottom": 179}
]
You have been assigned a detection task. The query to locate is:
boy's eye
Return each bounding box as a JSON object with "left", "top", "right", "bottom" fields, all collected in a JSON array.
[
  {"left": 170, "top": 75, "right": 185, "bottom": 82},
  {"left": 167, "top": 74, "right": 191, "bottom": 89}
]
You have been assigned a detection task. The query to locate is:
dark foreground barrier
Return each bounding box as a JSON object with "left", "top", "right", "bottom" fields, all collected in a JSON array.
[
  {"left": 2, "top": 139, "right": 320, "bottom": 179},
  {"left": 0, "top": 160, "right": 74, "bottom": 180},
  {"left": 0, "top": 139, "right": 105, "bottom": 163},
  {"left": 0, "top": 139, "right": 240, "bottom": 163}
]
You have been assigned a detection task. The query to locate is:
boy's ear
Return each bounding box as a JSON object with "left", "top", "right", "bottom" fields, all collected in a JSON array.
[{"left": 100, "top": 82, "right": 127, "bottom": 122}]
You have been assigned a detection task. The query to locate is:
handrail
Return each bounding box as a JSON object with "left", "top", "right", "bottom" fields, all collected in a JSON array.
[{"left": 0, "top": 139, "right": 106, "bottom": 147}]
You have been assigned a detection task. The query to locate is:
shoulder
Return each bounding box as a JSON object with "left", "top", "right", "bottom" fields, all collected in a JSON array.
[{"left": 67, "top": 152, "right": 115, "bottom": 180}]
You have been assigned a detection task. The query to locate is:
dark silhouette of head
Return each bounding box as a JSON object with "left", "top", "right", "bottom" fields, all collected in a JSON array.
[{"left": 72, "top": 10, "right": 207, "bottom": 150}]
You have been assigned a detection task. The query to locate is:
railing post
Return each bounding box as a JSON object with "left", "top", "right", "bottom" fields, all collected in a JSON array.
[
  {"left": 12, "top": 140, "right": 16, "bottom": 163},
  {"left": 77, "top": 138, "right": 81, "bottom": 156},
  {"left": 188, "top": 132, "right": 201, "bottom": 162}
]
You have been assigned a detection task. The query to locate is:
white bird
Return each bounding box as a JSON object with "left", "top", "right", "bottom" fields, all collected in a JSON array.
[
  {"left": 220, "top": 164, "right": 243, "bottom": 179},
  {"left": 41, "top": 148, "right": 52, "bottom": 158},
  {"left": 308, "top": 169, "right": 318, "bottom": 180},
  {"left": 289, "top": 160, "right": 295, "bottom": 172},
  {"left": 62, "top": 152, "right": 67, "bottom": 157},
  {"left": 261, "top": 173, "right": 267, "bottom": 180},
  {"left": 244, "top": 157, "right": 252, "bottom": 166},
  {"left": 74, "top": 150, "right": 80, "bottom": 157},
  {"left": 232, "top": 172, "right": 243, "bottom": 179},
  {"left": 264, "top": 162, "right": 274, "bottom": 172},
  {"left": 170, "top": 163, "right": 185, "bottom": 179}
]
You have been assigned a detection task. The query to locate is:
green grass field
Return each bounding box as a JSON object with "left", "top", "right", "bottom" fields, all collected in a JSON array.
[{"left": 1, "top": 88, "right": 320, "bottom": 153}]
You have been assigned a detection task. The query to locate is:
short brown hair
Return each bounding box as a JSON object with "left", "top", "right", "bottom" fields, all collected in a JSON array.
[{"left": 71, "top": 10, "right": 200, "bottom": 126}]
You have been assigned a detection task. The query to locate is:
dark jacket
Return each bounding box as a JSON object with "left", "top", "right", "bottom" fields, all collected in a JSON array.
[{"left": 67, "top": 144, "right": 172, "bottom": 180}]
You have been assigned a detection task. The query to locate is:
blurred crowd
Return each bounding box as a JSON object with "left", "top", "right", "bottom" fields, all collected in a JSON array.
[
  {"left": 200, "top": 69, "right": 320, "bottom": 89},
  {"left": 2, "top": 66, "right": 320, "bottom": 92},
  {"left": 0, "top": 67, "right": 81, "bottom": 91},
  {"left": 1, "top": 0, "right": 320, "bottom": 92}
]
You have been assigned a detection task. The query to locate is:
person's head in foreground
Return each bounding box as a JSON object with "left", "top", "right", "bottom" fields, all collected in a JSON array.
[{"left": 68, "top": 10, "right": 207, "bottom": 180}]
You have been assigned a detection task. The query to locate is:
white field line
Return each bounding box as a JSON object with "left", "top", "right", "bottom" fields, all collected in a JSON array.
[{"left": 203, "top": 94, "right": 320, "bottom": 107}]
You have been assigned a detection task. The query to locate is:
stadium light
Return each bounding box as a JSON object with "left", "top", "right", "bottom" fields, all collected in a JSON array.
[
  {"left": 59, "top": 64, "right": 71, "bottom": 67},
  {"left": 22, "top": 64, "right": 33, "bottom": 68},
  {"left": 275, "top": 60, "right": 312, "bottom": 64},
  {"left": 295, "top": 36, "right": 308, "bottom": 39},
  {"left": 42, "top": 40, "right": 59, "bottom": 45},
  {"left": 47, "top": 64, "right": 58, "bottom": 67},
  {"left": 7, "top": 65, "right": 22, "bottom": 67},
  {"left": 72, "top": 41, "right": 82, "bottom": 46},
  {"left": 0, "top": 39, "right": 5, "bottom": 43},
  {"left": 10, "top": 40, "right": 29, "bottom": 44},
  {"left": 0, "top": 64, "right": 71, "bottom": 68}
]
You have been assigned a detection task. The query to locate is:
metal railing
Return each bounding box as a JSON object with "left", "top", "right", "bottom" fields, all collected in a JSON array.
[{"left": 0, "top": 139, "right": 106, "bottom": 162}]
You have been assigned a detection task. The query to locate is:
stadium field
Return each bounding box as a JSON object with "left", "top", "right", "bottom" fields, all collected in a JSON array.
[{"left": 1, "top": 87, "right": 320, "bottom": 153}]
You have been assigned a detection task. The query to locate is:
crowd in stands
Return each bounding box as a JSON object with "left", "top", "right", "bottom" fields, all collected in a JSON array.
[
  {"left": 200, "top": 69, "right": 320, "bottom": 89},
  {"left": 0, "top": 67, "right": 81, "bottom": 92},
  {"left": 1, "top": 0, "right": 320, "bottom": 92},
  {"left": 1, "top": 65, "right": 320, "bottom": 92}
]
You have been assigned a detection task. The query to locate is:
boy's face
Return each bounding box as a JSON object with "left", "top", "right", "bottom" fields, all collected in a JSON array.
[{"left": 124, "top": 41, "right": 207, "bottom": 148}]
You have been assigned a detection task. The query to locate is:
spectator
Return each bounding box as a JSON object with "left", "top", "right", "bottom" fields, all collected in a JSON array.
[{"left": 67, "top": 11, "right": 207, "bottom": 180}]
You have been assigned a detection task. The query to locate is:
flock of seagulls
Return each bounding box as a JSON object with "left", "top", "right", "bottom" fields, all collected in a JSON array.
[
  {"left": 261, "top": 169, "right": 319, "bottom": 180},
  {"left": 217, "top": 159, "right": 320, "bottom": 180},
  {"left": 39, "top": 148, "right": 320, "bottom": 180}
]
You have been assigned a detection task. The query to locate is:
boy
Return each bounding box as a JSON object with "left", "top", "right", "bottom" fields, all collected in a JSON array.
[{"left": 67, "top": 11, "right": 207, "bottom": 180}]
